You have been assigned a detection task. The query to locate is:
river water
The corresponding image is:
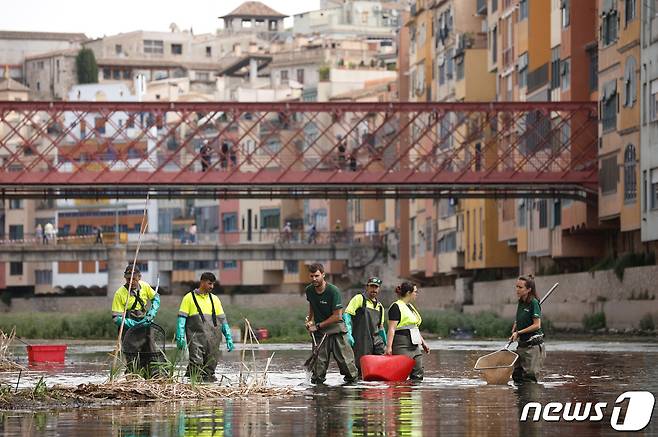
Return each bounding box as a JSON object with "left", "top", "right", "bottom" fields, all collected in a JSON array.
[{"left": 1, "top": 340, "right": 657, "bottom": 436}]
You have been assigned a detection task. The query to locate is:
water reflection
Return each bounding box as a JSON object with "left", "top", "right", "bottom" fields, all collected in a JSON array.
[{"left": 2, "top": 343, "right": 658, "bottom": 436}]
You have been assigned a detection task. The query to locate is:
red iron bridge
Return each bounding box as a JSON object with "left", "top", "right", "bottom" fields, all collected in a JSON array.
[{"left": 0, "top": 101, "right": 598, "bottom": 200}]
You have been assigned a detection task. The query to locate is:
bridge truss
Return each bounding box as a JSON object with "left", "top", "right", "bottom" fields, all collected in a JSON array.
[{"left": 0, "top": 101, "right": 598, "bottom": 200}]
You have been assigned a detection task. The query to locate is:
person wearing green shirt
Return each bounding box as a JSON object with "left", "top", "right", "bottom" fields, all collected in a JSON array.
[
  {"left": 304, "top": 263, "right": 358, "bottom": 384},
  {"left": 510, "top": 274, "right": 546, "bottom": 383},
  {"left": 111, "top": 265, "right": 162, "bottom": 375},
  {"left": 343, "top": 276, "right": 387, "bottom": 372},
  {"left": 176, "top": 272, "right": 234, "bottom": 382}
]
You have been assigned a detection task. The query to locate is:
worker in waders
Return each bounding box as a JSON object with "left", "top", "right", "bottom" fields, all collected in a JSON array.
[
  {"left": 111, "top": 265, "right": 162, "bottom": 376},
  {"left": 343, "top": 276, "right": 387, "bottom": 372},
  {"left": 510, "top": 274, "right": 546, "bottom": 384},
  {"left": 305, "top": 263, "right": 358, "bottom": 384},
  {"left": 385, "top": 282, "right": 430, "bottom": 381},
  {"left": 176, "top": 272, "right": 234, "bottom": 382}
]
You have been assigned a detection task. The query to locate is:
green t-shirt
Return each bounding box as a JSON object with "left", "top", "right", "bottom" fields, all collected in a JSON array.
[
  {"left": 516, "top": 297, "right": 543, "bottom": 342},
  {"left": 305, "top": 282, "right": 343, "bottom": 323}
]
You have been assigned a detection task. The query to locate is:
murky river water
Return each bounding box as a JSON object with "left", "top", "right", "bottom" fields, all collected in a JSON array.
[{"left": 1, "top": 340, "right": 657, "bottom": 436}]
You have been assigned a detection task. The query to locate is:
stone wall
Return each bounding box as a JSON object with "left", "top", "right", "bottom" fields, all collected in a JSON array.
[
  {"left": 464, "top": 265, "right": 658, "bottom": 330},
  {"left": 2, "top": 265, "right": 657, "bottom": 330}
]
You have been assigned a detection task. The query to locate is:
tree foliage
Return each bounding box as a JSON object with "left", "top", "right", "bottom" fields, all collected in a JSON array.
[{"left": 76, "top": 48, "right": 98, "bottom": 84}]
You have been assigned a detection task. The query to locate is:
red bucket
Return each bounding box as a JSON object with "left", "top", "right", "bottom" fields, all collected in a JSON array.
[
  {"left": 26, "top": 345, "right": 67, "bottom": 363},
  {"left": 360, "top": 355, "right": 416, "bottom": 381}
]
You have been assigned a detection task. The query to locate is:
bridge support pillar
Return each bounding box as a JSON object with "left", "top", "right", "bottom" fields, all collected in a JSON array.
[{"left": 107, "top": 246, "right": 128, "bottom": 297}]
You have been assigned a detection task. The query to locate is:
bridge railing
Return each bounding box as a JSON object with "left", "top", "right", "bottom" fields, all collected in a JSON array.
[{"left": 0, "top": 230, "right": 383, "bottom": 247}]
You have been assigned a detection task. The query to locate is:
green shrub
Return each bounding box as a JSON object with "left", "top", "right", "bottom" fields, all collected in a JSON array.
[
  {"left": 582, "top": 312, "right": 606, "bottom": 331},
  {"left": 639, "top": 314, "right": 655, "bottom": 331}
]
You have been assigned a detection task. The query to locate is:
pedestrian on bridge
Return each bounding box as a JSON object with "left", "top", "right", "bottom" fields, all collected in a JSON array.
[
  {"left": 44, "top": 222, "right": 55, "bottom": 245},
  {"left": 35, "top": 224, "right": 43, "bottom": 244},
  {"left": 176, "top": 272, "right": 234, "bottom": 382},
  {"left": 385, "top": 282, "right": 430, "bottom": 381},
  {"left": 343, "top": 276, "right": 387, "bottom": 373},
  {"left": 305, "top": 263, "right": 358, "bottom": 384},
  {"left": 111, "top": 265, "right": 162, "bottom": 376}
]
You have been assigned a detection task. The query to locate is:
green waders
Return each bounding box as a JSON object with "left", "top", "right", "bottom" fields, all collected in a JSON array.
[
  {"left": 311, "top": 323, "right": 359, "bottom": 384},
  {"left": 185, "top": 292, "right": 223, "bottom": 382},
  {"left": 352, "top": 295, "right": 385, "bottom": 371},
  {"left": 392, "top": 332, "right": 424, "bottom": 381},
  {"left": 121, "top": 298, "right": 164, "bottom": 377},
  {"left": 513, "top": 342, "right": 546, "bottom": 383}
]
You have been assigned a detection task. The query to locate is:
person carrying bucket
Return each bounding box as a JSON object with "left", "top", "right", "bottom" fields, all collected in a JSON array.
[
  {"left": 175, "top": 272, "right": 234, "bottom": 382},
  {"left": 111, "top": 265, "right": 161, "bottom": 375},
  {"left": 510, "top": 274, "right": 546, "bottom": 383},
  {"left": 385, "top": 282, "right": 430, "bottom": 381},
  {"left": 343, "top": 276, "right": 387, "bottom": 372},
  {"left": 304, "top": 263, "right": 358, "bottom": 384}
]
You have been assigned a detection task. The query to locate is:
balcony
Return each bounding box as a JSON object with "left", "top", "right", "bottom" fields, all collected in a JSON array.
[
  {"left": 527, "top": 63, "right": 549, "bottom": 94},
  {"left": 502, "top": 47, "right": 514, "bottom": 69},
  {"left": 476, "top": 0, "right": 487, "bottom": 15}
]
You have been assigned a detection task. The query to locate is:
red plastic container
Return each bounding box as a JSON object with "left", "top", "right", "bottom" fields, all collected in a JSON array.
[
  {"left": 26, "top": 345, "right": 67, "bottom": 363},
  {"left": 255, "top": 328, "right": 269, "bottom": 340},
  {"left": 360, "top": 355, "right": 416, "bottom": 382}
]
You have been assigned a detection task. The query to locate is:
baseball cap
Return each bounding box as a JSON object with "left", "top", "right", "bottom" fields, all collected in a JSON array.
[{"left": 367, "top": 277, "right": 382, "bottom": 287}]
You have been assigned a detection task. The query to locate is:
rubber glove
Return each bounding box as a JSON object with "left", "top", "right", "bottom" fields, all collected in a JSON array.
[
  {"left": 378, "top": 328, "right": 387, "bottom": 345},
  {"left": 343, "top": 313, "right": 355, "bottom": 347},
  {"left": 221, "top": 322, "right": 234, "bottom": 352},
  {"left": 144, "top": 294, "right": 161, "bottom": 325},
  {"left": 176, "top": 316, "right": 187, "bottom": 350},
  {"left": 114, "top": 316, "right": 143, "bottom": 329}
]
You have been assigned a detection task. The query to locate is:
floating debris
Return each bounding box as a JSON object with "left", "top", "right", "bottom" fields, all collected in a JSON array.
[{"left": 0, "top": 329, "right": 25, "bottom": 371}]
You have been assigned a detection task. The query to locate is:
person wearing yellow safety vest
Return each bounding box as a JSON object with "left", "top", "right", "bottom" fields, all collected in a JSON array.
[
  {"left": 385, "top": 282, "right": 430, "bottom": 381},
  {"left": 176, "top": 272, "right": 234, "bottom": 382},
  {"left": 111, "top": 265, "right": 161, "bottom": 374},
  {"left": 343, "top": 276, "right": 387, "bottom": 372}
]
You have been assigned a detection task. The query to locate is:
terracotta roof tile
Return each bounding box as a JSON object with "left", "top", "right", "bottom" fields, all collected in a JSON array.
[
  {"left": 0, "top": 30, "right": 87, "bottom": 41},
  {"left": 220, "top": 1, "right": 287, "bottom": 19}
]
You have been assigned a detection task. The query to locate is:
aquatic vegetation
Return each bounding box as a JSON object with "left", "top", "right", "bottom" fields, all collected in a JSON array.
[{"left": 0, "top": 329, "right": 25, "bottom": 371}]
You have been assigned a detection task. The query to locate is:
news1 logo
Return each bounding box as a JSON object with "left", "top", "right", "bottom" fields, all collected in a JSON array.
[{"left": 520, "top": 391, "right": 655, "bottom": 431}]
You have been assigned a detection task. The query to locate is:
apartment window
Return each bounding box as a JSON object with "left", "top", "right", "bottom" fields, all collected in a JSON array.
[
  {"left": 36, "top": 61, "right": 44, "bottom": 70},
  {"left": 624, "top": 144, "right": 637, "bottom": 202},
  {"left": 196, "top": 72, "right": 209, "bottom": 81},
  {"left": 10, "top": 262, "right": 23, "bottom": 276},
  {"left": 518, "top": 52, "right": 528, "bottom": 88},
  {"left": 538, "top": 200, "right": 548, "bottom": 228},
  {"left": 103, "top": 68, "right": 111, "bottom": 80},
  {"left": 410, "top": 217, "right": 416, "bottom": 258},
  {"left": 143, "top": 39, "right": 164, "bottom": 54},
  {"left": 455, "top": 55, "right": 465, "bottom": 81},
  {"left": 588, "top": 48, "right": 598, "bottom": 91},
  {"left": 491, "top": 26, "right": 498, "bottom": 64},
  {"left": 491, "top": 0, "right": 498, "bottom": 12},
  {"left": 222, "top": 260, "right": 237, "bottom": 269},
  {"left": 602, "top": 10, "right": 618, "bottom": 46},
  {"left": 651, "top": 168, "right": 658, "bottom": 209},
  {"left": 561, "top": 0, "right": 570, "bottom": 27},
  {"left": 222, "top": 212, "right": 238, "bottom": 232},
  {"left": 651, "top": 80, "right": 658, "bottom": 122},
  {"left": 625, "top": 0, "right": 636, "bottom": 25},
  {"left": 296, "top": 69, "right": 305, "bottom": 85},
  {"left": 550, "top": 47, "right": 560, "bottom": 90},
  {"left": 446, "top": 49, "right": 454, "bottom": 80},
  {"left": 518, "top": 200, "right": 526, "bottom": 227},
  {"left": 601, "top": 80, "right": 618, "bottom": 132},
  {"left": 95, "top": 117, "right": 106, "bottom": 135},
  {"left": 114, "top": 44, "right": 123, "bottom": 55},
  {"left": 519, "top": 0, "right": 528, "bottom": 20},
  {"left": 438, "top": 61, "right": 445, "bottom": 85},
  {"left": 171, "top": 44, "right": 183, "bottom": 55},
  {"left": 260, "top": 208, "right": 280, "bottom": 229},
  {"left": 623, "top": 56, "right": 637, "bottom": 107},
  {"left": 35, "top": 270, "right": 52, "bottom": 284},
  {"left": 560, "top": 58, "right": 570, "bottom": 91},
  {"left": 280, "top": 70, "right": 288, "bottom": 82},
  {"left": 112, "top": 69, "right": 121, "bottom": 80},
  {"left": 9, "top": 225, "right": 23, "bottom": 240},
  {"left": 600, "top": 155, "right": 619, "bottom": 195},
  {"left": 9, "top": 199, "right": 22, "bottom": 209},
  {"left": 552, "top": 200, "right": 562, "bottom": 228},
  {"left": 205, "top": 46, "right": 212, "bottom": 57},
  {"left": 284, "top": 260, "right": 299, "bottom": 274}
]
